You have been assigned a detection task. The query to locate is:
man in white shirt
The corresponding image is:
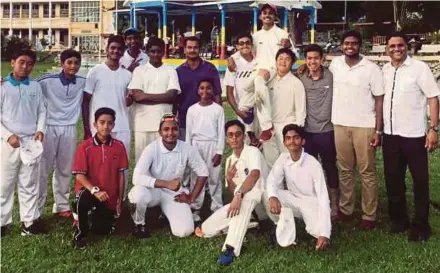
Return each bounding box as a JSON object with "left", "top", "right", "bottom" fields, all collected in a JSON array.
[
  {"left": 262, "top": 48, "right": 306, "bottom": 168},
  {"left": 82, "top": 35, "right": 132, "bottom": 196},
  {"left": 128, "top": 37, "right": 181, "bottom": 163},
  {"left": 329, "top": 30, "right": 384, "bottom": 230},
  {"left": 128, "top": 115, "right": 208, "bottom": 238},
  {"left": 228, "top": 4, "right": 295, "bottom": 142},
  {"left": 120, "top": 28, "right": 149, "bottom": 72},
  {"left": 382, "top": 32, "right": 439, "bottom": 242},
  {"left": 195, "top": 120, "right": 268, "bottom": 266},
  {"left": 225, "top": 33, "right": 260, "bottom": 146},
  {"left": 266, "top": 124, "right": 331, "bottom": 250}
]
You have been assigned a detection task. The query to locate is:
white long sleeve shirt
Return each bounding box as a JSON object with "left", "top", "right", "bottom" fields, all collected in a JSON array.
[
  {"left": 185, "top": 102, "right": 225, "bottom": 154},
  {"left": 1, "top": 75, "right": 46, "bottom": 140},
  {"left": 266, "top": 150, "right": 331, "bottom": 238},
  {"left": 133, "top": 139, "right": 209, "bottom": 189}
]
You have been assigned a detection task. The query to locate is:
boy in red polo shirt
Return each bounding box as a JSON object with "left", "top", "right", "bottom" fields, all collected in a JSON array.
[{"left": 71, "top": 107, "right": 128, "bottom": 249}]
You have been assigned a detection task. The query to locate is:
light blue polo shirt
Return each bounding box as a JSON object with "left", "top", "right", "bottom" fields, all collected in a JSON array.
[{"left": 37, "top": 71, "right": 86, "bottom": 126}]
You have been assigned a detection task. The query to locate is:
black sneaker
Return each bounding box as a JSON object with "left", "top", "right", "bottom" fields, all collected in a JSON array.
[
  {"left": 73, "top": 230, "right": 87, "bottom": 249},
  {"left": 1, "top": 226, "right": 7, "bottom": 238},
  {"left": 21, "top": 222, "right": 47, "bottom": 236},
  {"left": 408, "top": 224, "right": 431, "bottom": 242},
  {"left": 390, "top": 221, "right": 409, "bottom": 234},
  {"left": 268, "top": 229, "right": 277, "bottom": 248},
  {"left": 132, "top": 224, "right": 149, "bottom": 239}
]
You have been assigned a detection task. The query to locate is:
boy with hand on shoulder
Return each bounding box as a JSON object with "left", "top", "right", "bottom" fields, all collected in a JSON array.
[{"left": 71, "top": 107, "right": 128, "bottom": 249}]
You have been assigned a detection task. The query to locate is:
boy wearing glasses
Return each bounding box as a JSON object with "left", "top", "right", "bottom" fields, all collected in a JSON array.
[
  {"left": 128, "top": 114, "right": 208, "bottom": 238},
  {"left": 127, "top": 37, "right": 181, "bottom": 163},
  {"left": 195, "top": 120, "right": 268, "bottom": 266},
  {"left": 185, "top": 79, "right": 225, "bottom": 224}
]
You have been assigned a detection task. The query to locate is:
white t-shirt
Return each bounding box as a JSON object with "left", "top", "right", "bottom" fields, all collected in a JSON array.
[
  {"left": 128, "top": 63, "right": 181, "bottom": 132},
  {"left": 84, "top": 63, "right": 132, "bottom": 132},
  {"left": 224, "top": 55, "right": 257, "bottom": 105},
  {"left": 329, "top": 56, "right": 384, "bottom": 128},
  {"left": 382, "top": 57, "right": 440, "bottom": 137},
  {"left": 252, "top": 25, "right": 291, "bottom": 69},
  {"left": 185, "top": 102, "right": 225, "bottom": 154},
  {"left": 120, "top": 50, "right": 149, "bottom": 70}
]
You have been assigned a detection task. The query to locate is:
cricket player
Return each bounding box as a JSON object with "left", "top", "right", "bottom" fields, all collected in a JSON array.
[
  {"left": 128, "top": 114, "right": 208, "bottom": 238},
  {"left": 72, "top": 107, "right": 128, "bottom": 249},
  {"left": 266, "top": 124, "right": 331, "bottom": 249},
  {"left": 1, "top": 49, "right": 47, "bottom": 237},
  {"left": 186, "top": 78, "right": 225, "bottom": 223},
  {"left": 36, "top": 49, "right": 86, "bottom": 217},
  {"left": 195, "top": 119, "right": 269, "bottom": 266},
  {"left": 120, "top": 28, "right": 149, "bottom": 72}
]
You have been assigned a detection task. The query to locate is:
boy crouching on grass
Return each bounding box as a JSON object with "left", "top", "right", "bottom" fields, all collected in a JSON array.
[
  {"left": 71, "top": 107, "right": 128, "bottom": 249},
  {"left": 1, "top": 49, "right": 47, "bottom": 237}
]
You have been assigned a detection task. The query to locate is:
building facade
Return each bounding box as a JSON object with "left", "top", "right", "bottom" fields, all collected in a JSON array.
[{"left": 0, "top": 0, "right": 116, "bottom": 52}]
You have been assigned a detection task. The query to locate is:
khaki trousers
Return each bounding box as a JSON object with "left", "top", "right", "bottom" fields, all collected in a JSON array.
[{"left": 334, "top": 125, "right": 378, "bottom": 221}]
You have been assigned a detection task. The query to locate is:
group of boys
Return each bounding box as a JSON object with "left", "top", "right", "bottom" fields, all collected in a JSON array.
[{"left": 1, "top": 2, "right": 439, "bottom": 267}]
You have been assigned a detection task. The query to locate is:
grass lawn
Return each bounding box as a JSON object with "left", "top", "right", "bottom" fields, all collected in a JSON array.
[{"left": 1, "top": 62, "right": 440, "bottom": 273}]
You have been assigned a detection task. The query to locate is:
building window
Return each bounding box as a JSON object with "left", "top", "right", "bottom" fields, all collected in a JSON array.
[
  {"left": 71, "top": 1, "right": 99, "bottom": 23},
  {"left": 12, "top": 4, "right": 20, "bottom": 18},
  {"left": 72, "top": 35, "right": 100, "bottom": 52},
  {"left": 22, "top": 4, "right": 29, "bottom": 18},
  {"left": 60, "top": 3, "right": 69, "bottom": 18},
  {"left": 43, "top": 3, "right": 56, "bottom": 18},
  {"left": 31, "top": 4, "right": 39, "bottom": 18},
  {"left": 3, "top": 4, "right": 10, "bottom": 18}
]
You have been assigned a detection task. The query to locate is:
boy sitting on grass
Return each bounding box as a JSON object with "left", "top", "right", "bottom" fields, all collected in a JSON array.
[{"left": 71, "top": 107, "right": 128, "bottom": 249}]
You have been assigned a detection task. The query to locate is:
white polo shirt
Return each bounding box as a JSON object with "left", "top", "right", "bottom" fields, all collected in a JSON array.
[
  {"left": 84, "top": 63, "right": 132, "bottom": 132},
  {"left": 269, "top": 72, "right": 306, "bottom": 127},
  {"left": 225, "top": 145, "right": 268, "bottom": 194},
  {"left": 120, "top": 50, "right": 149, "bottom": 70},
  {"left": 132, "top": 139, "right": 209, "bottom": 189},
  {"left": 128, "top": 62, "right": 181, "bottom": 132},
  {"left": 329, "top": 56, "right": 384, "bottom": 128},
  {"left": 382, "top": 57, "right": 440, "bottom": 137},
  {"left": 266, "top": 150, "right": 331, "bottom": 238},
  {"left": 253, "top": 25, "right": 292, "bottom": 69},
  {"left": 224, "top": 55, "right": 257, "bottom": 105}
]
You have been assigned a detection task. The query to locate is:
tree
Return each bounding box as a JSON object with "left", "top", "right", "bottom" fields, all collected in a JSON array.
[{"left": 1, "top": 35, "right": 32, "bottom": 61}]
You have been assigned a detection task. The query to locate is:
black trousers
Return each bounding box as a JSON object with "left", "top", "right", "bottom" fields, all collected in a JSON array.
[
  {"left": 382, "top": 134, "right": 430, "bottom": 228},
  {"left": 304, "top": 131, "right": 339, "bottom": 189},
  {"left": 73, "top": 189, "right": 116, "bottom": 238}
]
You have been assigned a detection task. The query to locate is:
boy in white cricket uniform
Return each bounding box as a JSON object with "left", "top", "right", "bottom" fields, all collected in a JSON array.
[
  {"left": 186, "top": 79, "right": 225, "bottom": 223},
  {"left": 128, "top": 37, "right": 181, "bottom": 163},
  {"left": 266, "top": 124, "right": 331, "bottom": 249},
  {"left": 1, "top": 49, "right": 47, "bottom": 237},
  {"left": 195, "top": 120, "right": 268, "bottom": 266},
  {"left": 229, "top": 4, "right": 295, "bottom": 142},
  {"left": 82, "top": 35, "right": 132, "bottom": 197},
  {"left": 36, "top": 49, "right": 86, "bottom": 217},
  {"left": 128, "top": 115, "right": 208, "bottom": 238},
  {"left": 225, "top": 33, "right": 259, "bottom": 146},
  {"left": 120, "top": 28, "right": 149, "bottom": 72}
]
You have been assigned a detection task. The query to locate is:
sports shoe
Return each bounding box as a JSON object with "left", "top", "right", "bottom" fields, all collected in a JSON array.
[
  {"left": 217, "top": 245, "right": 236, "bottom": 266},
  {"left": 336, "top": 210, "right": 353, "bottom": 222},
  {"left": 21, "top": 221, "right": 47, "bottom": 236},
  {"left": 408, "top": 224, "right": 431, "bottom": 242},
  {"left": 259, "top": 127, "right": 274, "bottom": 142},
  {"left": 58, "top": 210, "right": 72, "bottom": 218},
  {"left": 359, "top": 220, "right": 376, "bottom": 231},
  {"left": 73, "top": 230, "right": 87, "bottom": 249},
  {"left": 132, "top": 224, "right": 149, "bottom": 239},
  {"left": 390, "top": 221, "right": 409, "bottom": 234}
]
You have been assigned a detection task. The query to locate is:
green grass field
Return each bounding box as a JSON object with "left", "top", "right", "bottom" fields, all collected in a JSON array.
[{"left": 1, "top": 62, "right": 440, "bottom": 273}]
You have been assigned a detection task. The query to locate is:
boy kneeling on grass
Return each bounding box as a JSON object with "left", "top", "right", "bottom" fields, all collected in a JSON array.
[{"left": 71, "top": 107, "right": 128, "bottom": 249}]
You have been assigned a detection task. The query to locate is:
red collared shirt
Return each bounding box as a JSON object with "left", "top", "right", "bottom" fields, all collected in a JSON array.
[{"left": 72, "top": 135, "right": 128, "bottom": 210}]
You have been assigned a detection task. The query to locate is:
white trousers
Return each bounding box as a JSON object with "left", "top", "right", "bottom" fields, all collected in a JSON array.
[
  {"left": 271, "top": 190, "right": 327, "bottom": 243},
  {"left": 134, "top": 131, "right": 160, "bottom": 164},
  {"left": 262, "top": 123, "right": 289, "bottom": 168},
  {"left": 190, "top": 140, "right": 223, "bottom": 216},
  {"left": 110, "top": 130, "right": 131, "bottom": 198},
  {"left": 128, "top": 185, "right": 194, "bottom": 237},
  {"left": 201, "top": 188, "right": 262, "bottom": 256},
  {"left": 238, "top": 68, "right": 277, "bottom": 131},
  {"left": 1, "top": 137, "right": 40, "bottom": 226}
]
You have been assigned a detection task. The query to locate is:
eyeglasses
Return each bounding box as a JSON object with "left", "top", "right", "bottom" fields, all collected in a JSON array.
[
  {"left": 238, "top": 41, "right": 252, "bottom": 46},
  {"left": 388, "top": 43, "right": 406, "bottom": 49},
  {"left": 148, "top": 49, "right": 163, "bottom": 54},
  {"left": 227, "top": 131, "right": 243, "bottom": 139}
]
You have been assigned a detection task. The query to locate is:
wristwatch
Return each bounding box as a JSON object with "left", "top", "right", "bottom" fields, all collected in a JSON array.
[
  {"left": 90, "top": 186, "right": 100, "bottom": 195},
  {"left": 429, "top": 125, "right": 439, "bottom": 132},
  {"left": 375, "top": 130, "right": 383, "bottom": 135},
  {"left": 235, "top": 189, "right": 244, "bottom": 198}
]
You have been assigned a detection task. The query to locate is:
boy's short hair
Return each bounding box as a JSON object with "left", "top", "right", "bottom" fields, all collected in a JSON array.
[
  {"left": 198, "top": 78, "right": 214, "bottom": 89},
  {"left": 11, "top": 49, "right": 37, "bottom": 63},
  {"left": 225, "top": 119, "right": 245, "bottom": 134},
  {"left": 386, "top": 31, "right": 409, "bottom": 45},
  {"left": 60, "top": 49, "right": 81, "bottom": 64},
  {"left": 282, "top": 124, "right": 305, "bottom": 140},
  {"left": 304, "top": 44, "right": 324, "bottom": 58},
  {"left": 235, "top": 33, "right": 253, "bottom": 44},
  {"left": 342, "top": 30, "right": 363, "bottom": 46},
  {"left": 276, "top": 48, "right": 297, "bottom": 63},
  {"left": 146, "top": 36, "right": 165, "bottom": 52},
  {"left": 94, "top": 107, "right": 116, "bottom": 122},
  {"left": 184, "top": 36, "right": 200, "bottom": 47},
  {"left": 107, "top": 34, "right": 125, "bottom": 49}
]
